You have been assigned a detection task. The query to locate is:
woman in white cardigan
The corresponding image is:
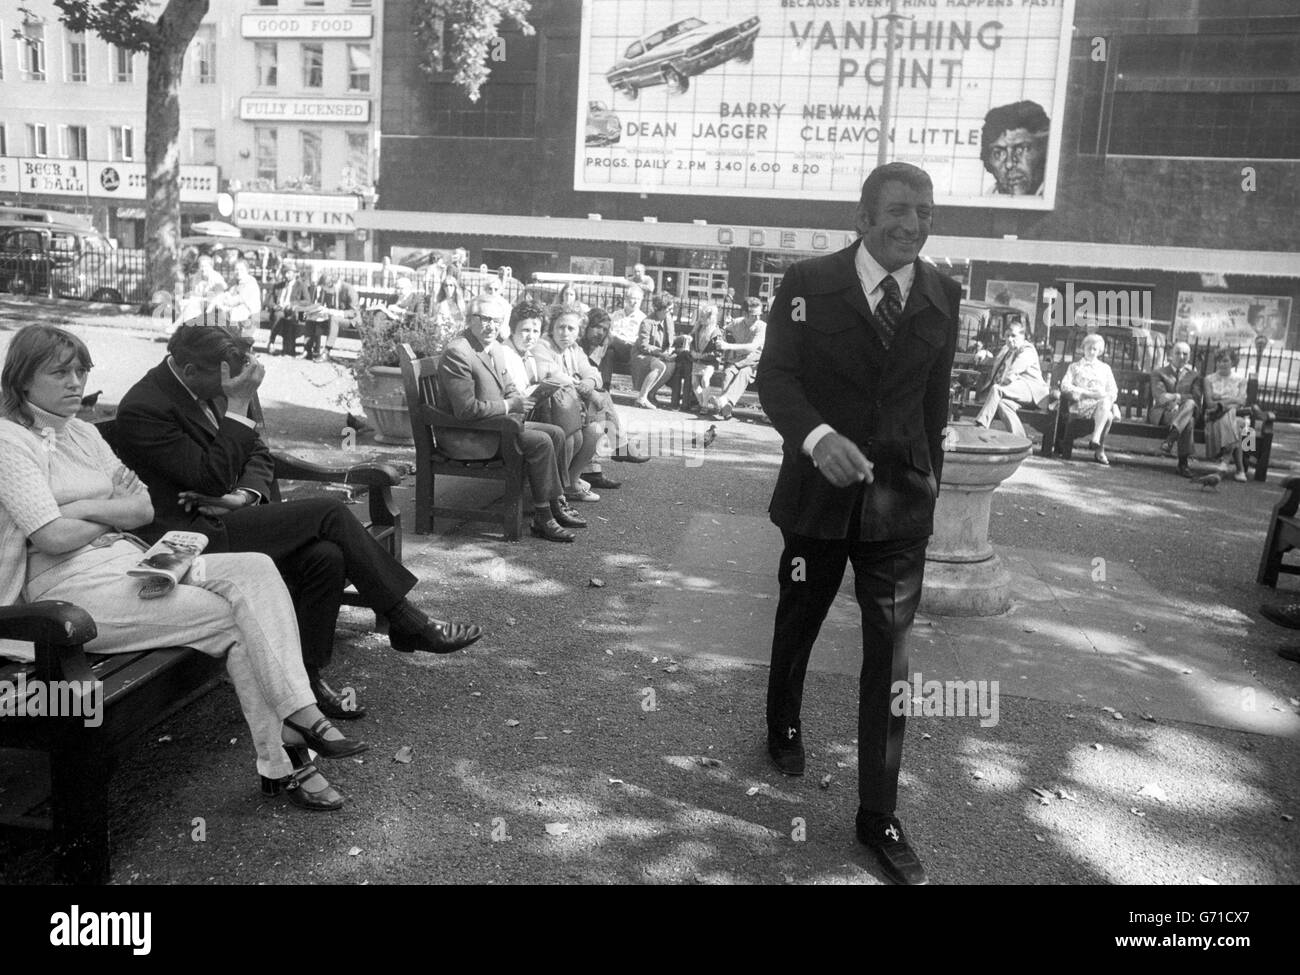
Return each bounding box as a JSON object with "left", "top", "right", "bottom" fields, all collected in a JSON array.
[{"left": 0, "top": 325, "right": 366, "bottom": 811}]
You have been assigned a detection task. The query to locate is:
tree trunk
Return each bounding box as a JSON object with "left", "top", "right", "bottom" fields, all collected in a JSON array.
[{"left": 144, "top": 0, "right": 209, "bottom": 303}]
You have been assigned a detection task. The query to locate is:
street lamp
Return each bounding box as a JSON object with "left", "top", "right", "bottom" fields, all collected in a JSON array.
[{"left": 874, "top": 0, "right": 912, "bottom": 169}]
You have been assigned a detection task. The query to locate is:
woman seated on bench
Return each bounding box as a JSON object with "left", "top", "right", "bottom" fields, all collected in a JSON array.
[
  {"left": 1203, "top": 348, "right": 1250, "bottom": 483},
  {"left": 0, "top": 325, "right": 367, "bottom": 812},
  {"left": 1060, "top": 333, "right": 1119, "bottom": 466}
]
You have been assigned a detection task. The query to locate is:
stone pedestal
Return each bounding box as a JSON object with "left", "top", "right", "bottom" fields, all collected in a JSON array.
[{"left": 921, "top": 425, "right": 1032, "bottom": 617}]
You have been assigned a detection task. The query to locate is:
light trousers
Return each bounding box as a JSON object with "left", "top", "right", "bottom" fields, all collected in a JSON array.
[{"left": 26, "top": 540, "right": 312, "bottom": 780}]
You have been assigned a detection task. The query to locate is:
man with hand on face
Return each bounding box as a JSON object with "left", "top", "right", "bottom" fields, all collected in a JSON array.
[
  {"left": 758, "top": 162, "right": 960, "bottom": 885},
  {"left": 113, "top": 326, "right": 484, "bottom": 722}
]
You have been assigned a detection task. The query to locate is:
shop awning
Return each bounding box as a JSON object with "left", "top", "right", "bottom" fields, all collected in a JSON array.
[{"left": 356, "top": 209, "right": 1300, "bottom": 278}]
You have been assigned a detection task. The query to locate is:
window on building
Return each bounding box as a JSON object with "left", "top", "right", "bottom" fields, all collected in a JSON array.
[
  {"left": 425, "top": 82, "right": 536, "bottom": 138},
  {"left": 192, "top": 127, "right": 217, "bottom": 165},
  {"left": 347, "top": 44, "right": 370, "bottom": 92},
  {"left": 258, "top": 0, "right": 278, "bottom": 5},
  {"left": 60, "top": 124, "right": 88, "bottom": 159},
  {"left": 20, "top": 19, "right": 46, "bottom": 81},
  {"left": 255, "top": 42, "right": 278, "bottom": 87},
  {"left": 27, "top": 123, "right": 49, "bottom": 156},
  {"left": 0, "top": 125, "right": 6, "bottom": 156},
  {"left": 110, "top": 125, "right": 135, "bottom": 161},
  {"left": 255, "top": 127, "right": 278, "bottom": 183},
  {"left": 304, "top": 0, "right": 324, "bottom": 7},
  {"left": 193, "top": 24, "right": 216, "bottom": 85},
  {"left": 301, "top": 43, "right": 324, "bottom": 88},
  {"left": 345, "top": 131, "right": 370, "bottom": 187},
  {"left": 350, "top": 0, "right": 372, "bottom": 9},
  {"left": 114, "top": 45, "right": 134, "bottom": 83},
  {"left": 66, "top": 31, "right": 87, "bottom": 82},
  {"left": 300, "top": 130, "right": 322, "bottom": 189}
]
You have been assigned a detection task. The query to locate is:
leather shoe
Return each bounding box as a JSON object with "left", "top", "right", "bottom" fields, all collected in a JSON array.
[
  {"left": 1177, "top": 463, "right": 1193, "bottom": 478},
  {"left": 390, "top": 618, "right": 484, "bottom": 653},
  {"left": 767, "top": 723, "right": 805, "bottom": 776},
  {"left": 584, "top": 471, "right": 621, "bottom": 490},
  {"left": 282, "top": 715, "right": 369, "bottom": 760},
  {"left": 1261, "top": 603, "right": 1300, "bottom": 630},
  {"left": 856, "top": 809, "right": 928, "bottom": 885},
  {"left": 1278, "top": 645, "right": 1300, "bottom": 663},
  {"left": 530, "top": 516, "right": 575, "bottom": 542},
  {"left": 612, "top": 444, "right": 651, "bottom": 463},
  {"left": 551, "top": 500, "right": 587, "bottom": 528},
  {"left": 311, "top": 677, "right": 366, "bottom": 720},
  {"left": 261, "top": 762, "right": 344, "bottom": 812}
]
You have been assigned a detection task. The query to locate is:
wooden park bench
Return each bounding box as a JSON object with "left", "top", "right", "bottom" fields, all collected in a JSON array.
[
  {"left": 1258, "top": 475, "right": 1300, "bottom": 587},
  {"left": 399, "top": 343, "right": 527, "bottom": 541},
  {"left": 0, "top": 419, "right": 403, "bottom": 883},
  {"left": 956, "top": 360, "right": 1275, "bottom": 480}
]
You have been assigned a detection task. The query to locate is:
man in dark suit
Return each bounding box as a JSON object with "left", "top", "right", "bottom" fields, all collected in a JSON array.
[
  {"left": 435, "top": 295, "right": 587, "bottom": 542},
  {"left": 1148, "top": 340, "right": 1201, "bottom": 478},
  {"left": 113, "top": 325, "right": 483, "bottom": 720},
  {"left": 758, "top": 162, "right": 960, "bottom": 885}
]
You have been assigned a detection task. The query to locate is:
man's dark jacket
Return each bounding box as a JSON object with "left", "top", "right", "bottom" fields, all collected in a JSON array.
[
  {"left": 113, "top": 359, "right": 274, "bottom": 551},
  {"left": 758, "top": 241, "right": 961, "bottom": 541}
]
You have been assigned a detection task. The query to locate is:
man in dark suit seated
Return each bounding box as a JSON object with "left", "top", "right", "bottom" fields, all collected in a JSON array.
[
  {"left": 435, "top": 295, "right": 588, "bottom": 542},
  {"left": 973, "top": 321, "right": 1047, "bottom": 429},
  {"left": 113, "top": 325, "right": 483, "bottom": 720},
  {"left": 1148, "top": 340, "right": 1201, "bottom": 478},
  {"left": 758, "top": 162, "right": 961, "bottom": 885}
]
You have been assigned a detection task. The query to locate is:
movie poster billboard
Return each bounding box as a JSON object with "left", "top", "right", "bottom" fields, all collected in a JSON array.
[
  {"left": 575, "top": 0, "right": 1074, "bottom": 209},
  {"left": 1174, "top": 291, "right": 1293, "bottom": 347}
]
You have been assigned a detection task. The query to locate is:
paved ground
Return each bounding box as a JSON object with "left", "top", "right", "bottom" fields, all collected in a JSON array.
[{"left": 0, "top": 295, "right": 1297, "bottom": 885}]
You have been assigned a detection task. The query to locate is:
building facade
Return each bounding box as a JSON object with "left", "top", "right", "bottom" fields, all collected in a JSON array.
[
  {"left": 0, "top": 0, "right": 382, "bottom": 258},
  {"left": 371, "top": 0, "right": 1300, "bottom": 351}
]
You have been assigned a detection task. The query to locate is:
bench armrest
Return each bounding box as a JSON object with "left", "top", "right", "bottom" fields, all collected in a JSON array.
[
  {"left": 0, "top": 601, "right": 98, "bottom": 684},
  {"left": 272, "top": 451, "right": 403, "bottom": 488},
  {"left": 0, "top": 601, "right": 96, "bottom": 647}
]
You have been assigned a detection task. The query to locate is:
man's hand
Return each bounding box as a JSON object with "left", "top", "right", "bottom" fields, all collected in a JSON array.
[
  {"left": 220, "top": 354, "right": 265, "bottom": 416},
  {"left": 179, "top": 490, "right": 251, "bottom": 516},
  {"left": 506, "top": 394, "right": 528, "bottom": 414},
  {"left": 811, "top": 433, "right": 874, "bottom": 488}
]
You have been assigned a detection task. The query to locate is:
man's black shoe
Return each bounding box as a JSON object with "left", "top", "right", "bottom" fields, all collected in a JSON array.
[
  {"left": 584, "top": 471, "right": 622, "bottom": 490},
  {"left": 390, "top": 619, "right": 484, "bottom": 654},
  {"left": 856, "top": 809, "right": 928, "bottom": 885},
  {"left": 1278, "top": 646, "right": 1300, "bottom": 663},
  {"left": 1177, "top": 462, "right": 1193, "bottom": 478},
  {"left": 311, "top": 677, "right": 366, "bottom": 720},
  {"left": 551, "top": 500, "right": 587, "bottom": 528},
  {"left": 1261, "top": 603, "right": 1300, "bottom": 630},
  {"left": 767, "top": 723, "right": 805, "bottom": 776}
]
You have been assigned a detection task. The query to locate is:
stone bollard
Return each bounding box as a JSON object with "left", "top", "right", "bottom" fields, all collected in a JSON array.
[{"left": 921, "top": 425, "right": 1032, "bottom": 616}]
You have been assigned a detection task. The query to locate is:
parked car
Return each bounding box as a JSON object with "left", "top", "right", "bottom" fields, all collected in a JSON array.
[
  {"left": 0, "top": 220, "right": 144, "bottom": 303},
  {"left": 585, "top": 101, "right": 622, "bottom": 146},
  {"left": 606, "top": 15, "right": 760, "bottom": 99}
]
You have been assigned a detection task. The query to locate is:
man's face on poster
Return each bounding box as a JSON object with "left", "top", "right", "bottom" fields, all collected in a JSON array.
[{"left": 985, "top": 128, "right": 1046, "bottom": 196}]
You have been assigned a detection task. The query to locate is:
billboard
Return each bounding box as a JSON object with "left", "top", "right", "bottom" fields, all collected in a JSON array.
[
  {"left": 575, "top": 0, "right": 1074, "bottom": 209},
  {"left": 1174, "top": 291, "right": 1292, "bottom": 348}
]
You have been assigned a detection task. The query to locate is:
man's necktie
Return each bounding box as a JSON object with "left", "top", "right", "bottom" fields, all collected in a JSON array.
[{"left": 876, "top": 274, "right": 902, "bottom": 349}]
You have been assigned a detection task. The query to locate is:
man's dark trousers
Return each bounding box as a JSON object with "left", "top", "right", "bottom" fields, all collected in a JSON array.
[
  {"left": 219, "top": 497, "right": 417, "bottom": 677},
  {"left": 767, "top": 493, "right": 927, "bottom": 813}
]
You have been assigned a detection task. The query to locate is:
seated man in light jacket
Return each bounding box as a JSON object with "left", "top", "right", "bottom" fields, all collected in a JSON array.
[
  {"left": 434, "top": 295, "right": 589, "bottom": 543},
  {"left": 974, "top": 321, "right": 1048, "bottom": 428}
]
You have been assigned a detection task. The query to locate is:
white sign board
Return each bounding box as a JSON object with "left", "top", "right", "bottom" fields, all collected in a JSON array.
[
  {"left": 15, "top": 158, "right": 89, "bottom": 196},
  {"left": 575, "top": 0, "right": 1074, "bottom": 208},
  {"left": 240, "top": 13, "right": 372, "bottom": 38},
  {"left": 1175, "top": 291, "right": 1293, "bottom": 347},
  {"left": 88, "top": 162, "right": 219, "bottom": 204},
  {"left": 234, "top": 192, "right": 359, "bottom": 232},
  {"left": 0, "top": 157, "right": 17, "bottom": 195},
  {"left": 239, "top": 97, "right": 371, "bottom": 123}
]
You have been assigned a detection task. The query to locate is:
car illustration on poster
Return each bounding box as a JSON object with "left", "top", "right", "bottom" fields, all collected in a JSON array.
[
  {"left": 606, "top": 15, "right": 760, "bottom": 100},
  {"left": 585, "top": 101, "right": 622, "bottom": 145}
]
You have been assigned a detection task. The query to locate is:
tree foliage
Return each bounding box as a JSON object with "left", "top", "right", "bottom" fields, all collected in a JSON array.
[{"left": 414, "top": 0, "right": 534, "bottom": 102}]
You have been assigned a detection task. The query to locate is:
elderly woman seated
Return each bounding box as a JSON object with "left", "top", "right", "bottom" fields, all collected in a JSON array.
[
  {"left": 1060, "top": 333, "right": 1119, "bottom": 465},
  {"left": 1203, "top": 348, "right": 1251, "bottom": 482},
  {"left": 0, "top": 325, "right": 367, "bottom": 811}
]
